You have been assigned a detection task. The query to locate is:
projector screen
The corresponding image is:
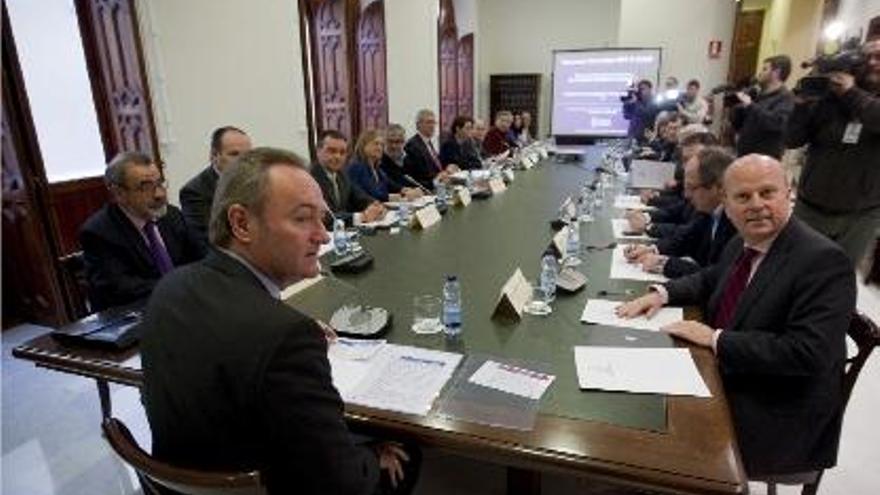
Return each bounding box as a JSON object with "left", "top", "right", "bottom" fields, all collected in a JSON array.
[{"left": 551, "top": 48, "right": 661, "bottom": 137}]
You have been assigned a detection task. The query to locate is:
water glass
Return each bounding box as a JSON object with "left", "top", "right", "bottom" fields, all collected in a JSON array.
[
  {"left": 524, "top": 280, "right": 552, "bottom": 316},
  {"left": 411, "top": 295, "right": 444, "bottom": 334}
]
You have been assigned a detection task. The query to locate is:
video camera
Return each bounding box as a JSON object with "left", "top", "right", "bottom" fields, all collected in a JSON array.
[
  {"left": 619, "top": 85, "right": 639, "bottom": 102},
  {"left": 795, "top": 38, "right": 866, "bottom": 98},
  {"left": 710, "top": 80, "right": 760, "bottom": 108}
]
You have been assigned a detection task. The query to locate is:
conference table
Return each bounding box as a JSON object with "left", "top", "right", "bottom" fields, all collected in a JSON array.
[{"left": 12, "top": 147, "right": 748, "bottom": 495}]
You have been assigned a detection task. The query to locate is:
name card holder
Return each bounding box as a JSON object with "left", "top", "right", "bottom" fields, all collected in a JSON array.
[
  {"left": 413, "top": 204, "right": 441, "bottom": 229},
  {"left": 549, "top": 227, "right": 569, "bottom": 259},
  {"left": 538, "top": 147, "right": 549, "bottom": 160},
  {"left": 489, "top": 178, "right": 507, "bottom": 194},
  {"left": 520, "top": 155, "right": 535, "bottom": 170},
  {"left": 492, "top": 268, "right": 531, "bottom": 321},
  {"left": 454, "top": 187, "right": 471, "bottom": 207},
  {"left": 503, "top": 169, "right": 515, "bottom": 183}
]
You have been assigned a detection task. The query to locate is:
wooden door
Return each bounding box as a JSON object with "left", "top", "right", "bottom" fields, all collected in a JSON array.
[
  {"left": 75, "top": 0, "right": 160, "bottom": 160},
  {"left": 457, "top": 33, "right": 474, "bottom": 118},
  {"left": 356, "top": 0, "right": 388, "bottom": 131},
  {"left": 730, "top": 9, "right": 764, "bottom": 85},
  {"left": 307, "top": 0, "right": 357, "bottom": 140},
  {"left": 2, "top": 4, "right": 67, "bottom": 327}
]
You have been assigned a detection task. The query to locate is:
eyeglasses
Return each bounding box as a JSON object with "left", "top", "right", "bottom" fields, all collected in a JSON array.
[{"left": 122, "top": 179, "right": 168, "bottom": 194}]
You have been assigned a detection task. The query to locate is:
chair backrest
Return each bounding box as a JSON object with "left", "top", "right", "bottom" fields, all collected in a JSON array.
[
  {"left": 101, "top": 418, "right": 266, "bottom": 495},
  {"left": 842, "top": 312, "right": 880, "bottom": 408},
  {"left": 58, "top": 251, "right": 91, "bottom": 320}
]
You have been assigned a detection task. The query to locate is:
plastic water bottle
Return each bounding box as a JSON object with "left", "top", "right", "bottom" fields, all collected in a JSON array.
[
  {"left": 442, "top": 275, "right": 462, "bottom": 339},
  {"left": 435, "top": 180, "right": 448, "bottom": 208},
  {"left": 566, "top": 223, "right": 581, "bottom": 266},
  {"left": 398, "top": 201, "right": 411, "bottom": 228},
  {"left": 333, "top": 218, "right": 349, "bottom": 256},
  {"left": 465, "top": 172, "right": 474, "bottom": 192},
  {"left": 540, "top": 253, "right": 557, "bottom": 303}
]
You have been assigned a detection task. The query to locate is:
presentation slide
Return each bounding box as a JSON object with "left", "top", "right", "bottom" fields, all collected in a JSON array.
[{"left": 551, "top": 48, "right": 661, "bottom": 137}]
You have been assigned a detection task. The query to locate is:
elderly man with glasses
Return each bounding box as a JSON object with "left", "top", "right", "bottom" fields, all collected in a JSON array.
[{"left": 80, "top": 151, "right": 204, "bottom": 310}]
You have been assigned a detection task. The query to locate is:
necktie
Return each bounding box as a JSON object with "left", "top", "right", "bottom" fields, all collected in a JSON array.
[
  {"left": 329, "top": 173, "right": 341, "bottom": 207},
  {"left": 427, "top": 140, "right": 443, "bottom": 172},
  {"left": 143, "top": 221, "right": 174, "bottom": 275},
  {"left": 712, "top": 247, "right": 760, "bottom": 329}
]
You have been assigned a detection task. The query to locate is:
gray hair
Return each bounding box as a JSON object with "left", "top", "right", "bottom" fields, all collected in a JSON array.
[
  {"left": 386, "top": 123, "right": 406, "bottom": 137},
  {"left": 105, "top": 151, "right": 153, "bottom": 187},
  {"left": 209, "top": 147, "right": 308, "bottom": 247},
  {"left": 415, "top": 109, "right": 434, "bottom": 126}
]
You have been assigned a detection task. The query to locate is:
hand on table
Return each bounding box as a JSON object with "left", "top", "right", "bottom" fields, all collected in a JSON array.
[
  {"left": 615, "top": 291, "right": 664, "bottom": 319},
  {"left": 661, "top": 320, "right": 715, "bottom": 348},
  {"left": 623, "top": 244, "right": 654, "bottom": 262},
  {"left": 362, "top": 202, "right": 386, "bottom": 223}
]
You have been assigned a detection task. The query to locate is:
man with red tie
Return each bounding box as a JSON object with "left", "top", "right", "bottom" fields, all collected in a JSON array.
[
  {"left": 616, "top": 154, "right": 855, "bottom": 482},
  {"left": 80, "top": 152, "right": 204, "bottom": 310},
  {"left": 403, "top": 109, "right": 454, "bottom": 191}
]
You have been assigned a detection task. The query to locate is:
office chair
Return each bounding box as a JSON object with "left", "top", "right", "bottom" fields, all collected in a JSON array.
[
  {"left": 58, "top": 251, "right": 91, "bottom": 320},
  {"left": 766, "top": 312, "right": 880, "bottom": 495},
  {"left": 101, "top": 417, "right": 266, "bottom": 495}
]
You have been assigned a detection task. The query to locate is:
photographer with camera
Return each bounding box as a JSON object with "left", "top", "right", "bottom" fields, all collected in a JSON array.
[
  {"left": 788, "top": 39, "right": 880, "bottom": 265},
  {"left": 730, "top": 55, "right": 795, "bottom": 159},
  {"left": 622, "top": 79, "right": 659, "bottom": 144}
]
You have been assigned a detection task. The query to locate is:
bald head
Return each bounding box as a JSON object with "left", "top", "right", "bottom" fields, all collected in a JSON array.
[{"left": 723, "top": 154, "right": 792, "bottom": 245}]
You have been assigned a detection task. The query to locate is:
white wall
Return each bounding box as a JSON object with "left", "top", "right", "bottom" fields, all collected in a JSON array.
[
  {"left": 838, "top": 0, "right": 880, "bottom": 40},
  {"left": 136, "top": 0, "right": 310, "bottom": 206},
  {"left": 618, "top": 0, "right": 736, "bottom": 91},
  {"left": 477, "top": 0, "right": 621, "bottom": 137},
  {"left": 385, "top": 0, "right": 439, "bottom": 137}
]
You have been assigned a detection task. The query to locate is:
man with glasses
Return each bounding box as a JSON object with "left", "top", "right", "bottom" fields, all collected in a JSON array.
[{"left": 80, "top": 151, "right": 204, "bottom": 310}]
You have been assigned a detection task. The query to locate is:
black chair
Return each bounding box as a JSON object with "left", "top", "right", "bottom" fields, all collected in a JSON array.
[
  {"left": 58, "top": 251, "right": 91, "bottom": 320},
  {"left": 101, "top": 417, "right": 266, "bottom": 495},
  {"left": 766, "top": 312, "right": 880, "bottom": 495}
]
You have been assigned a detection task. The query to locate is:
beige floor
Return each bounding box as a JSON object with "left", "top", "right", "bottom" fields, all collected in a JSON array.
[{"left": 3, "top": 279, "right": 879, "bottom": 495}]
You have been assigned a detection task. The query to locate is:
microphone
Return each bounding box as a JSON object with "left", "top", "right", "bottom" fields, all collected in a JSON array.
[{"left": 403, "top": 174, "right": 432, "bottom": 195}]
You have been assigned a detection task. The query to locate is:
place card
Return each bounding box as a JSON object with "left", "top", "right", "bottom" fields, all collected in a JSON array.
[
  {"left": 489, "top": 178, "right": 507, "bottom": 194},
  {"left": 412, "top": 204, "right": 441, "bottom": 229},
  {"left": 503, "top": 169, "right": 515, "bottom": 182},
  {"left": 492, "top": 268, "right": 531, "bottom": 321},
  {"left": 520, "top": 155, "right": 535, "bottom": 169},
  {"left": 549, "top": 226, "right": 569, "bottom": 259},
  {"left": 454, "top": 187, "right": 471, "bottom": 207}
]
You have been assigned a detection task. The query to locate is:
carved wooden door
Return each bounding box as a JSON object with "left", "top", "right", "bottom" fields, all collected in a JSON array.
[
  {"left": 310, "top": 0, "right": 356, "bottom": 139},
  {"left": 75, "top": 0, "right": 159, "bottom": 159},
  {"left": 357, "top": 0, "right": 388, "bottom": 131},
  {"left": 457, "top": 33, "right": 474, "bottom": 118}
]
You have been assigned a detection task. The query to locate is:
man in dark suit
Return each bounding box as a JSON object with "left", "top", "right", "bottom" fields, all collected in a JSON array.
[
  {"left": 625, "top": 147, "right": 737, "bottom": 278},
  {"left": 80, "top": 152, "right": 204, "bottom": 311},
  {"left": 403, "top": 109, "right": 455, "bottom": 190},
  {"left": 381, "top": 123, "right": 412, "bottom": 188},
  {"left": 311, "top": 129, "right": 385, "bottom": 225},
  {"left": 179, "top": 126, "right": 251, "bottom": 247},
  {"left": 618, "top": 154, "right": 856, "bottom": 480},
  {"left": 140, "top": 147, "right": 418, "bottom": 494}
]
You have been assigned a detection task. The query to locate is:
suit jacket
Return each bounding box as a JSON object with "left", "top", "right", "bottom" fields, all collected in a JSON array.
[
  {"left": 179, "top": 165, "right": 219, "bottom": 248},
  {"left": 346, "top": 160, "right": 401, "bottom": 202},
  {"left": 665, "top": 217, "right": 855, "bottom": 476},
  {"left": 657, "top": 210, "right": 736, "bottom": 278},
  {"left": 380, "top": 153, "right": 409, "bottom": 189},
  {"left": 403, "top": 135, "right": 443, "bottom": 191},
  {"left": 140, "top": 250, "right": 379, "bottom": 494},
  {"left": 481, "top": 127, "right": 510, "bottom": 157},
  {"left": 310, "top": 163, "right": 374, "bottom": 225},
  {"left": 79, "top": 203, "right": 204, "bottom": 311},
  {"left": 439, "top": 138, "right": 482, "bottom": 170}
]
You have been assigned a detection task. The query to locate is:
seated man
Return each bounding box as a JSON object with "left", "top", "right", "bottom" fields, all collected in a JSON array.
[
  {"left": 80, "top": 152, "right": 204, "bottom": 311},
  {"left": 311, "top": 130, "right": 385, "bottom": 225},
  {"left": 439, "top": 116, "right": 482, "bottom": 170},
  {"left": 381, "top": 123, "right": 412, "bottom": 189},
  {"left": 472, "top": 117, "right": 489, "bottom": 158},
  {"left": 404, "top": 109, "right": 454, "bottom": 190},
  {"left": 482, "top": 110, "right": 514, "bottom": 157},
  {"left": 617, "top": 154, "right": 855, "bottom": 479},
  {"left": 624, "top": 147, "right": 737, "bottom": 278},
  {"left": 140, "top": 147, "right": 418, "bottom": 494},
  {"left": 180, "top": 126, "right": 252, "bottom": 247}
]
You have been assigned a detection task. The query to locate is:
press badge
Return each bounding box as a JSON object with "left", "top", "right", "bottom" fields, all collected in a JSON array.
[{"left": 842, "top": 122, "right": 862, "bottom": 144}]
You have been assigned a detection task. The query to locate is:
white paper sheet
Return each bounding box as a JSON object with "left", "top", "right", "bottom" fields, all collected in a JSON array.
[
  {"left": 468, "top": 360, "right": 555, "bottom": 400},
  {"left": 360, "top": 210, "right": 399, "bottom": 228},
  {"left": 611, "top": 218, "right": 652, "bottom": 241},
  {"left": 328, "top": 344, "right": 462, "bottom": 416},
  {"left": 580, "top": 298, "right": 683, "bottom": 332},
  {"left": 629, "top": 160, "right": 676, "bottom": 189},
  {"left": 609, "top": 245, "right": 668, "bottom": 282},
  {"left": 612, "top": 195, "right": 655, "bottom": 211},
  {"left": 329, "top": 338, "right": 386, "bottom": 361},
  {"left": 573, "top": 346, "right": 711, "bottom": 397}
]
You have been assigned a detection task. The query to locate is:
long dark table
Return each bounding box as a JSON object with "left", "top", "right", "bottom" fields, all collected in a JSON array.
[{"left": 13, "top": 149, "right": 748, "bottom": 494}]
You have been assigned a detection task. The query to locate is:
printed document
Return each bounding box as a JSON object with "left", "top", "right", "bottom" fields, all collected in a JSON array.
[
  {"left": 609, "top": 245, "right": 668, "bottom": 282},
  {"left": 468, "top": 360, "right": 555, "bottom": 400},
  {"left": 574, "top": 346, "right": 711, "bottom": 397},
  {"left": 580, "top": 298, "right": 683, "bottom": 332}
]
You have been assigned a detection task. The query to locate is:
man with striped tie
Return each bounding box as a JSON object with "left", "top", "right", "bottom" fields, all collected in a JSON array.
[
  {"left": 80, "top": 152, "right": 204, "bottom": 311},
  {"left": 617, "top": 154, "right": 856, "bottom": 481}
]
